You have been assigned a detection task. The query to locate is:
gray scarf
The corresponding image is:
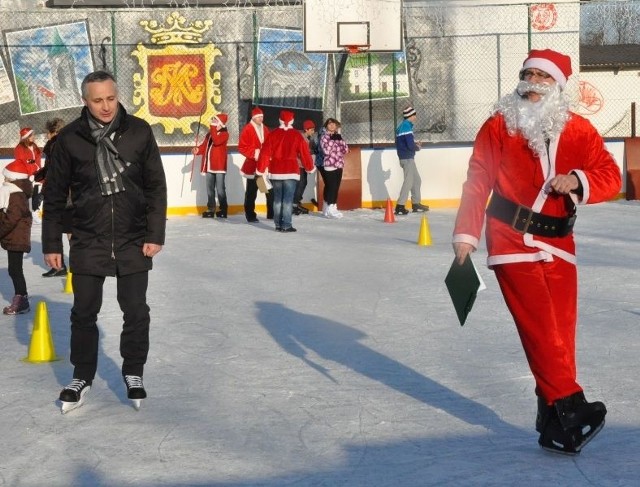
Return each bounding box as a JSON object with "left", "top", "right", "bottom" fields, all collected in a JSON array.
[{"left": 87, "top": 108, "right": 130, "bottom": 196}]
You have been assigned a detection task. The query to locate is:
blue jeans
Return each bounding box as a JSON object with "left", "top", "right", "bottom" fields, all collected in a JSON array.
[
  {"left": 271, "top": 179, "right": 297, "bottom": 230},
  {"left": 205, "top": 173, "right": 227, "bottom": 213}
]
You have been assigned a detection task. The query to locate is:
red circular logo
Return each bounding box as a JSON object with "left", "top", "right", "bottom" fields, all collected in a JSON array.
[{"left": 530, "top": 4, "right": 558, "bottom": 32}]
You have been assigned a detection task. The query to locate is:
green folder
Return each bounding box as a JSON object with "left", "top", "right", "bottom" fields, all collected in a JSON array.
[{"left": 445, "top": 254, "right": 482, "bottom": 326}]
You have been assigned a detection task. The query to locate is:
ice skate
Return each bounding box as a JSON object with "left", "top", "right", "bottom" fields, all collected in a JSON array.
[
  {"left": 554, "top": 392, "right": 606, "bottom": 452},
  {"left": 59, "top": 379, "right": 91, "bottom": 414},
  {"left": 124, "top": 375, "right": 147, "bottom": 410}
]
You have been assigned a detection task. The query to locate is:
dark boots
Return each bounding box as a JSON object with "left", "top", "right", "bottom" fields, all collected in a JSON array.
[
  {"left": 537, "top": 392, "right": 606, "bottom": 455},
  {"left": 394, "top": 205, "right": 409, "bottom": 215}
]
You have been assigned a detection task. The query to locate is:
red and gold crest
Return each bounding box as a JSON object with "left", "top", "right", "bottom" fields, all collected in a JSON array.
[{"left": 132, "top": 12, "right": 222, "bottom": 134}]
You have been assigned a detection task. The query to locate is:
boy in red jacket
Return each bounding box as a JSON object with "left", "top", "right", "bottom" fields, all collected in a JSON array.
[
  {"left": 256, "top": 110, "right": 315, "bottom": 232},
  {"left": 192, "top": 113, "right": 229, "bottom": 218}
]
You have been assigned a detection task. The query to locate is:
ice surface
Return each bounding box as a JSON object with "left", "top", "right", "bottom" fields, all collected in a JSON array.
[{"left": 1, "top": 202, "right": 639, "bottom": 486}]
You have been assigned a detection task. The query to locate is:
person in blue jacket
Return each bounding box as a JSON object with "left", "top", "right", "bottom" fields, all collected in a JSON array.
[{"left": 394, "top": 106, "right": 429, "bottom": 215}]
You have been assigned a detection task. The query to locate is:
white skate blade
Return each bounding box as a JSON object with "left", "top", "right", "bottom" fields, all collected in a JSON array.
[{"left": 60, "top": 385, "right": 90, "bottom": 414}]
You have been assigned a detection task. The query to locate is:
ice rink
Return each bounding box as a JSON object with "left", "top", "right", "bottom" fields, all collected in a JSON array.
[{"left": 1, "top": 201, "right": 639, "bottom": 486}]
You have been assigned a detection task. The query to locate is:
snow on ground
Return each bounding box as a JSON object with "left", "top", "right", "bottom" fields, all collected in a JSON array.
[{"left": 1, "top": 201, "right": 639, "bottom": 486}]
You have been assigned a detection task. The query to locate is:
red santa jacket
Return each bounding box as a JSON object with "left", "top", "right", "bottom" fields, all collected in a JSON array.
[
  {"left": 14, "top": 142, "right": 42, "bottom": 171},
  {"left": 256, "top": 127, "right": 315, "bottom": 180},
  {"left": 195, "top": 125, "right": 229, "bottom": 174},
  {"left": 238, "top": 121, "right": 269, "bottom": 177},
  {"left": 454, "top": 112, "right": 621, "bottom": 266}
]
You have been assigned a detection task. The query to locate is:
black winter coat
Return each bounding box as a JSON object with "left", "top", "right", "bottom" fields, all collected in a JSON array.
[{"left": 42, "top": 105, "right": 167, "bottom": 277}]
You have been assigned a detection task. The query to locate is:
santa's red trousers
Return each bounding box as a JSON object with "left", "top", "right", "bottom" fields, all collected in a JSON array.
[{"left": 493, "top": 258, "right": 583, "bottom": 404}]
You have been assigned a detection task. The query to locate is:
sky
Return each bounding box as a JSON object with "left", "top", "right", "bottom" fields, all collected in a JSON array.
[{"left": 1, "top": 201, "right": 639, "bottom": 486}]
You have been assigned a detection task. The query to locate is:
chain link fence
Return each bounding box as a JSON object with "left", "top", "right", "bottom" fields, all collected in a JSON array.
[{"left": 0, "top": 1, "right": 638, "bottom": 152}]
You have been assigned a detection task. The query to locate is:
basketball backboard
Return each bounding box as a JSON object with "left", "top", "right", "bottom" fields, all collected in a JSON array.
[{"left": 304, "top": 0, "right": 403, "bottom": 53}]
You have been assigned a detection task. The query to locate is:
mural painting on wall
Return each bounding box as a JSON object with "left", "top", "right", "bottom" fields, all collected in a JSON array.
[
  {"left": 4, "top": 21, "right": 93, "bottom": 116},
  {"left": 132, "top": 12, "right": 222, "bottom": 135},
  {"left": 339, "top": 51, "right": 410, "bottom": 103},
  {"left": 0, "top": 55, "right": 15, "bottom": 105},
  {"left": 257, "top": 27, "right": 327, "bottom": 110}
]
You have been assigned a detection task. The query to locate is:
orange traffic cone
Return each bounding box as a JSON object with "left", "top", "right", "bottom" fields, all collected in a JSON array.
[
  {"left": 384, "top": 198, "right": 396, "bottom": 223},
  {"left": 22, "top": 301, "right": 59, "bottom": 363},
  {"left": 64, "top": 271, "right": 73, "bottom": 294},
  {"left": 417, "top": 214, "right": 432, "bottom": 246}
]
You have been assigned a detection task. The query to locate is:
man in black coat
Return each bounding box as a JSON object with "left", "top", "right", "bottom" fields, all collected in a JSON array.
[{"left": 42, "top": 70, "right": 167, "bottom": 413}]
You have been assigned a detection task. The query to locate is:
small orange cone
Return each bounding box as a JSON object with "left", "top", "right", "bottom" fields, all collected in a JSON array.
[
  {"left": 384, "top": 198, "right": 396, "bottom": 223},
  {"left": 22, "top": 301, "right": 59, "bottom": 363},
  {"left": 64, "top": 271, "right": 73, "bottom": 294},
  {"left": 417, "top": 215, "right": 432, "bottom": 246}
]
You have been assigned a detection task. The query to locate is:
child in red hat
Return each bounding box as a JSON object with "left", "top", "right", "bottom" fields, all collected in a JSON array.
[
  {"left": 0, "top": 159, "right": 37, "bottom": 315},
  {"left": 14, "top": 127, "right": 43, "bottom": 223},
  {"left": 192, "top": 113, "right": 230, "bottom": 218}
]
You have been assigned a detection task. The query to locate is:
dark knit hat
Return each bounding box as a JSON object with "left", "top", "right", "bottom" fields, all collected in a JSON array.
[{"left": 403, "top": 106, "right": 417, "bottom": 119}]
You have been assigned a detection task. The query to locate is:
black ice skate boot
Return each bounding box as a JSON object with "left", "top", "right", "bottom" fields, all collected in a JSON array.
[
  {"left": 412, "top": 202, "right": 430, "bottom": 212},
  {"left": 535, "top": 395, "right": 554, "bottom": 433},
  {"left": 553, "top": 392, "right": 606, "bottom": 452},
  {"left": 538, "top": 405, "right": 582, "bottom": 455},
  {"left": 202, "top": 210, "right": 215, "bottom": 218},
  {"left": 394, "top": 205, "right": 409, "bottom": 215}
]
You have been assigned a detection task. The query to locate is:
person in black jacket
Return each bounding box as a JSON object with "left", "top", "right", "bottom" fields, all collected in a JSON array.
[{"left": 42, "top": 70, "right": 167, "bottom": 413}]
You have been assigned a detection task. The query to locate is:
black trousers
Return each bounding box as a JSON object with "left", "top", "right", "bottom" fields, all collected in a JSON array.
[
  {"left": 293, "top": 170, "right": 308, "bottom": 205},
  {"left": 244, "top": 176, "right": 273, "bottom": 220},
  {"left": 70, "top": 271, "right": 150, "bottom": 381},
  {"left": 7, "top": 250, "right": 27, "bottom": 296},
  {"left": 322, "top": 168, "right": 343, "bottom": 205}
]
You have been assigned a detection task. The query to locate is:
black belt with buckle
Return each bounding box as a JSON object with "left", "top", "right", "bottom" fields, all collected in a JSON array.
[{"left": 486, "top": 192, "right": 576, "bottom": 237}]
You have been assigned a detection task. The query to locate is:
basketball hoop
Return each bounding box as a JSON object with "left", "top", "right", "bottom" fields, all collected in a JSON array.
[{"left": 344, "top": 44, "right": 370, "bottom": 54}]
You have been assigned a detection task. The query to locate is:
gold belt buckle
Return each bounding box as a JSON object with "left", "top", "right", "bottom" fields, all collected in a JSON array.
[{"left": 511, "top": 204, "right": 533, "bottom": 234}]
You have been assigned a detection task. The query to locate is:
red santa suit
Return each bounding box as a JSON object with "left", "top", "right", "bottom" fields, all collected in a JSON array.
[
  {"left": 195, "top": 113, "right": 229, "bottom": 174},
  {"left": 256, "top": 111, "right": 315, "bottom": 179},
  {"left": 453, "top": 54, "right": 621, "bottom": 407},
  {"left": 14, "top": 127, "right": 42, "bottom": 170},
  {"left": 239, "top": 109, "right": 269, "bottom": 178}
]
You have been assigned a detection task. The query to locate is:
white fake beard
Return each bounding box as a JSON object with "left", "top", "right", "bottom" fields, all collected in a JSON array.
[{"left": 493, "top": 81, "right": 570, "bottom": 158}]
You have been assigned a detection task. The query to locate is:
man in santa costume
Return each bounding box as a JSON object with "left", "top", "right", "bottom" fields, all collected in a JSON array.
[
  {"left": 192, "top": 113, "right": 229, "bottom": 218},
  {"left": 256, "top": 110, "right": 315, "bottom": 232},
  {"left": 452, "top": 49, "right": 621, "bottom": 454},
  {"left": 239, "top": 107, "right": 272, "bottom": 222}
]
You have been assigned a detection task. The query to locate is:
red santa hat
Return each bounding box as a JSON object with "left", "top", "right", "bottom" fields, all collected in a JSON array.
[
  {"left": 3, "top": 159, "right": 37, "bottom": 180},
  {"left": 20, "top": 127, "right": 34, "bottom": 140},
  {"left": 279, "top": 110, "right": 295, "bottom": 129},
  {"left": 251, "top": 107, "right": 263, "bottom": 119},
  {"left": 303, "top": 120, "right": 315, "bottom": 130},
  {"left": 520, "top": 49, "right": 572, "bottom": 89},
  {"left": 213, "top": 113, "right": 228, "bottom": 127}
]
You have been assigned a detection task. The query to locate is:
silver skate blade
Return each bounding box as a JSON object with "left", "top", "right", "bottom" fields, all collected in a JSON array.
[
  {"left": 131, "top": 399, "right": 143, "bottom": 410},
  {"left": 60, "top": 386, "right": 90, "bottom": 414}
]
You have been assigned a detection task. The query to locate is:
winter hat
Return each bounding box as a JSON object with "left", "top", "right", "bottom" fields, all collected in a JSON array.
[
  {"left": 20, "top": 127, "right": 34, "bottom": 140},
  {"left": 213, "top": 113, "right": 228, "bottom": 127},
  {"left": 3, "top": 159, "right": 36, "bottom": 180},
  {"left": 251, "top": 107, "right": 263, "bottom": 119},
  {"left": 520, "top": 49, "right": 572, "bottom": 89},
  {"left": 403, "top": 106, "right": 417, "bottom": 119},
  {"left": 303, "top": 120, "right": 315, "bottom": 130},
  {"left": 279, "top": 110, "right": 295, "bottom": 128}
]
